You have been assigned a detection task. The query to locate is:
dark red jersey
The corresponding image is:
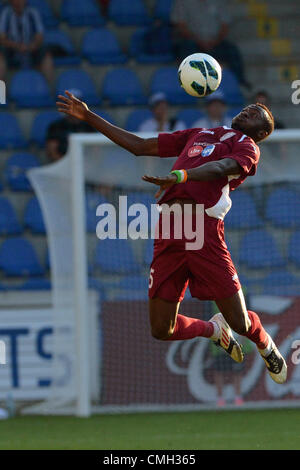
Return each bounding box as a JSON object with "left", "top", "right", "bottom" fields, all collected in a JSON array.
[{"left": 158, "top": 126, "right": 260, "bottom": 220}]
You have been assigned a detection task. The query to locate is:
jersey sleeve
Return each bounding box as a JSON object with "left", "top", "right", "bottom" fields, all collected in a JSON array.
[
  {"left": 158, "top": 128, "right": 198, "bottom": 158},
  {"left": 226, "top": 138, "right": 260, "bottom": 177}
]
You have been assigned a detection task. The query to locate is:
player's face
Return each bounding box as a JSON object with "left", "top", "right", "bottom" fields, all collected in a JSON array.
[{"left": 231, "top": 105, "right": 269, "bottom": 142}]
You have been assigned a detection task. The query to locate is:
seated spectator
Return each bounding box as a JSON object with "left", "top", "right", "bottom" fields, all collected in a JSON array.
[
  {"left": 171, "top": 0, "right": 250, "bottom": 89},
  {"left": 138, "top": 92, "right": 185, "bottom": 133},
  {"left": 0, "top": 0, "right": 54, "bottom": 82},
  {"left": 192, "top": 91, "right": 232, "bottom": 129},
  {"left": 46, "top": 89, "right": 96, "bottom": 163},
  {"left": 253, "top": 90, "right": 285, "bottom": 129}
]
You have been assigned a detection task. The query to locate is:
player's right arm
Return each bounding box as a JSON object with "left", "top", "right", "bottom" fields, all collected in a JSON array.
[{"left": 56, "top": 91, "right": 159, "bottom": 157}]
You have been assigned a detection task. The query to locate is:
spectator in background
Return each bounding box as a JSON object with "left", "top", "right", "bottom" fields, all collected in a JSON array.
[
  {"left": 171, "top": 0, "right": 250, "bottom": 89},
  {"left": 97, "top": 0, "right": 110, "bottom": 17},
  {"left": 253, "top": 90, "right": 285, "bottom": 129},
  {"left": 138, "top": 92, "right": 185, "bottom": 133},
  {"left": 192, "top": 91, "right": 232, "bottom": 129},
  {"left": 46, "top": 89, "right": 96, "bottom": 163},
  {"left": 0, "top": 0, "right": 54, "bottom": 82}
]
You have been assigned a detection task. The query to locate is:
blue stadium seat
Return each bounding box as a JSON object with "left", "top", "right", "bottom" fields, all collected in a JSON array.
[
  {"left": 92, "top": 109, "right": 115, "bottom": 124},
  {"left": 262, "top": 270, "right": 300, "bottom": 296},
  {"left": 226, "top": 106, "right": 243, "bottom": 120},
  {"left": 0, "top": 113, "right": 26, "bottom": 149},
  {"left": 151, "top": 67, "right": 196, "bottom": 105},
  {"left": 289, "top": 231, "right": 300, "bottom": 267},
  {"left": 86, "top": 192, "right": 108, "bottom": 233},
  {"left": 82, "top": 28, "right": 126, "bottom": 65},
  {"left": 19, "top": 277, "right": 52, "bottom": 291},
  {"left": 44, "top": 29, "right": 80, "bottom": 65},
  {"left": 30, "top": 111, "right": 61, "bottom": 147},
  {"left": 239, "top": 230, "right": 284, "bottom": 269},
  {"left": 144, "top": 238, "right": 154, "bottom": 265},
  {"left": 108, "top": 0, "right": 150, "bottom": 26},
  {"left": 130, "top": 26, "right": 174, "bottom": 63},
  {"left": 5, "top": 153, "right": 40, "bottom": 192},
  {"left": 0, "top": 238, "right": 44, "bottom": 276},
  {"left": 56, "top": 69, "right": 101, "bottom": 105},
  {"left": 61, "top": 0, "right": 104, "bottom": 26},
  {"left": 176, "top": 109, "right": 205, "bottom": 128},
  {"left": 102, "top": 68, "right": 146, "bottom": 105},
  {"left": 154, "top": 0, "right": 172, "bottom": 22},
  {"left": 24, "top": 197, "right": 46, "bottom": 234},
  {"left": 27, "top": 0, "right": 58, "bottom": 27},
  {"left": 10, "top": 70, "right": 53, "bottom": 108},
  {"left": 125, "top": 109, "right": 152, "bottom": 131},
  {"left": 218, "top": 69, "right": 244, "bottom": 106},
  {"left": 265, "top": 187, "right": 300, "bottom": 228},
  {"left": 119, "top": 275, "right": 149, "bottom": 290},
  {"left": 225, "top": 191, "right": 263, "bottom": 229},
  {"left": 94, "top": 239, "right": 140, "bottom": 274},
  {"left": 0, "top": 197, "right": 22, "bottom": 235}
]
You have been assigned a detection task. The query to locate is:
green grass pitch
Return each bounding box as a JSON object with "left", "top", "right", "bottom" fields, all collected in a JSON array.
[{"left": 0, "top": 409, "right": 299, "bottom": 450}]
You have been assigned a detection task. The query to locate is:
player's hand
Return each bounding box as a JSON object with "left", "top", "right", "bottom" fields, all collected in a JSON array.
[
  {"left": 142, "top": 174, "right": 177, "bottom": 199},
  {"left": 56, "top": 90, "right": 89, "bottom": 121}
]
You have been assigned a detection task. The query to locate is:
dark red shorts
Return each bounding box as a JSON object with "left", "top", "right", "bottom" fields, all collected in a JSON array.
[{"left": 148, "top": 213, "right": 241, "bottom": 302}]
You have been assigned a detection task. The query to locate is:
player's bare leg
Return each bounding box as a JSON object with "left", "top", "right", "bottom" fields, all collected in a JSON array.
[
  {"left": 149, "top": 297, "right": 243, "bottom": 362},
  {"left": 216, "top": 289, "right": 287, "bottom": 384}
]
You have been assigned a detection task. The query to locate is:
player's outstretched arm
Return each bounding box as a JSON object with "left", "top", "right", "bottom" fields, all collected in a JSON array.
[{"left": 56, "top": 91, "right": 159, "bottom": 157}]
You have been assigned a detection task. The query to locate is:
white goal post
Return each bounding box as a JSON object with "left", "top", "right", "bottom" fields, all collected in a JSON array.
[{"left": 26, "top": 130, "right": 300, "bottom": 417}]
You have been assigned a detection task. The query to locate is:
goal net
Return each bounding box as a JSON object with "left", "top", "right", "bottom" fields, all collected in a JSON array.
[{"left": 26, "top": 130, "right": 300, "bottom": 416}]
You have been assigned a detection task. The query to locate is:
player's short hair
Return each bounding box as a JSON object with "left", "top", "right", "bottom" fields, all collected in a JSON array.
[{"left": 256, "top": 102, "right": 275, "bottom": 138}]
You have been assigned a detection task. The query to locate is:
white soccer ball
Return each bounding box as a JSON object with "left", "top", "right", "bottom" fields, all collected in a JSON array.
[{"left": 178, "top": 53, "right": 222, "bottom": 98}]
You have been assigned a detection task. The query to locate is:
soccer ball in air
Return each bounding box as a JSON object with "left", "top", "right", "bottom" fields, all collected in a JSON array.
[{"left": 178, "top": 53, "right": 222, "bottom": 98}]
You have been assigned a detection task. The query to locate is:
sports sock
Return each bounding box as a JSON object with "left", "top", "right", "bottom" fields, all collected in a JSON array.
[
  {"left": 166, "top": 314, "right": 214, "bottom": 341},
  {"left": 243, "top": 310, "right": 269, "bottom": 350}
]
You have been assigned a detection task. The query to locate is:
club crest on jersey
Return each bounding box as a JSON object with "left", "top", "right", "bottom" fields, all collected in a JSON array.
[
  {"left": 188, "top": 145, "right": 203, "bottom": 157},
  {"left": 201, "top": 144, "right": 215, "bottom": 157}
]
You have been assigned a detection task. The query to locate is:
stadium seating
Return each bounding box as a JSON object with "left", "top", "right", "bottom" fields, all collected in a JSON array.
[
  {"left": 218, "top": 69, "right": 245, "bottom": 106},
  {"left": 154, "top": 0, "right": 173, "bottom": 22},
  {"left": 239, "top": 230, "right": 285, "bottom": 269},
  {"left": 288, "top": 231, "right": 300, "bottom": 267},
  {"left": 0, "top": 113, "right": 26, "bottom": 149},
  {"left": 94, "top": 239, "right": 140, "bottom": 274},
  {"left": 82, "top": 28, "right": 126, "bottom": 65},
  {"left": 226, "top": 106, "right": 243, "bottom": 120},
  {"left": 0, "top": 238, "right": 44, "bottom": 276},
  {"left": 44, "top": 29, "right": 80, "bottom": 66},
  {"left": 61, "top": 0, "right": 104, "bottom": 26},
  {"left": 144, "top": 238, "right": 154, "bottom": 265},
  {"left": 151, "top": 67, "right": 196, "bottom": 105},
  {"left": 56, "top": 69, "right": 101, "bottom": 105},
  {"left": 92, "top": 109, "right": 115, "bottom": 124},
  {"left": 19, "top": 277, "right": 52, "bottom": 291},
  {"left": 102, "top": 68, "right": 146, "bottom": 105},
  {"left": 27, "top": 0, "right": 58, "bottom": 27},
  {"left": 0, "top": 197, "right": 22, "bottom": 235},
  {"left": 30, "top": 110, "right": 61, "bottom": 147},
  {"left": 262, "top": 270, "right": 300, "bottom": 296},
  {"left": 10, "top": 70, "right": 53, "bottom": 108},
  {"left": 125, "top": 109, "right": 152, "bottom": 131},
  {"left": 130, "top": 27, "right": 174, "bottom": 63},
  {"left": 118, "top": 275, "right": 149, "bottom": 290},
  {"left": 265, "top": 187, "right": 300, "bottom": 228},
  {"left": 176, "top": 109, "right": 205, "bottom": 128},
  {"left": 24, "top": 197, "right": 46, "bottom": 234},
  {"left": 108, "top": 0, "right": 150, "bottom": 26},
  {"left": 5, "top": 153, "right": 40, "bottom": 192},
  {"left": 225, "top": 190, "right": 263, "bottom": 229}
]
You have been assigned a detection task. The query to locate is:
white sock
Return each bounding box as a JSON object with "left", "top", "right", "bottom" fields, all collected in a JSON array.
[
  {"left": 258, "top": 334, "right": 273, "bottom": 357},
  {"left": 210, "top": 321, "right": 220, "bottom": 341}
]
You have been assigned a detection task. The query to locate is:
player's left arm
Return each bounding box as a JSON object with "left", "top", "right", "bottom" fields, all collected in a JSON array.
[{"left": 142, "top": 158, "right": 242, "bottom": 198}]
